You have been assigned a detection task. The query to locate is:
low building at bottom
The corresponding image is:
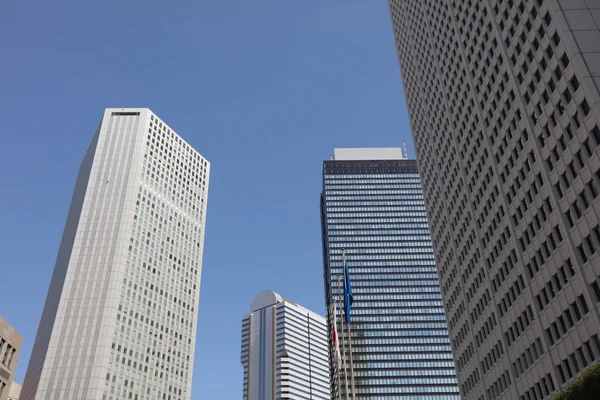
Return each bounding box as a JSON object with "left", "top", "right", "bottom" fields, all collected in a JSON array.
[
  {"left": 7, "top": 382, "right": 20, "bottom": 400},
  {"left": 0, "top": 316, "right": 22, "bottom": 400},
  {"left": 241, "top": 290, "right": 330, "bottom": 399}
]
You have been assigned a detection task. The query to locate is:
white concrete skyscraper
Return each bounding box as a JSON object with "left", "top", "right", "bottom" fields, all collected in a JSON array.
[
  {"left": 21, "top": 108, "right": 210, "bottom": 400},
  {"left": 240, "top": 290, "right": 330, "bottom": 400}
]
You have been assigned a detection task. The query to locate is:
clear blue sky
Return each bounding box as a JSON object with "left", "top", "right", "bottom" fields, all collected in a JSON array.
[{"left": 0, "top": 1, "right": 413, "bottom": 398}]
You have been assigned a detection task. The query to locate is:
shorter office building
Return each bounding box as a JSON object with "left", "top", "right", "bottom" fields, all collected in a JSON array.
[
  {"left": 0, "top": 317, "right": 22, "bottom": 400},
  {"left": 241, "top": 290, "right": 330, "bottom": 400},
  {"left": 7, "top": 382, "right": 20, "bottom": 400}
]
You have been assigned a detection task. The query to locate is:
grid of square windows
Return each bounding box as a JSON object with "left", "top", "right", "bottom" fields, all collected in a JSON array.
[
  {"left": 390, "top": 0, "right": 600, "bottom": 398},
  {"left": 103, "top": 112, "right": 209, "bottom": 400}
]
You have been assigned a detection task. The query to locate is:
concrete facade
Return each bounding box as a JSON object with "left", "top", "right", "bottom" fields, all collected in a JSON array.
[
  {"left": 240, "top": 290, "right": 330, "bottom": 400},
  {"left": 8, "top": 383, "right": 21, "bottom": 400},
  {"left": 0, "top": 317, "right": 22, "bottom": 400},
  {"left": 333, "top": 147, "right": 404, "bottom": 161},
  {"left": 390, "top": 1, "right": 600, "bottom": 399},
  {"left": 21, "top": 109, "right": 210, "bottom": 400}
]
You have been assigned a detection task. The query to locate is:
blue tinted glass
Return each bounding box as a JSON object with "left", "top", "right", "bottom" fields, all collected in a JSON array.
[{"left": 322, "top": 159, "right": 459, "bottom": 399}]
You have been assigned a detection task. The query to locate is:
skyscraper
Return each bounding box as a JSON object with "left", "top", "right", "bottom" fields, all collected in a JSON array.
[
  {"left": 240, "top": 290, "right": 330, "bottom": 400},
  {"left": 320, "top": 148, "right": 459, "bottom": 399},
  {"left": 389, "top": 1, "right": 600, "bottom": 399},
  {"left": 21, "top": 108, "right": 210, "bottom": 400}
]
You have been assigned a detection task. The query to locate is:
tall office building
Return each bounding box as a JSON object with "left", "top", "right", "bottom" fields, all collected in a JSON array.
[
  {"left": 389, "top": 1, "right": 600, "bottom": 399},
  {"left": 0, "top": 317, "right": 23, "bottom": 400},
  {"left": 21, "top": 108, "right": 210, "bottom": 400},
  {"left": 320, "top": 148, "right": 459, "bottom": 399},
  {"left": 240, "top": 290, "right": 330, "bottom": 400}
]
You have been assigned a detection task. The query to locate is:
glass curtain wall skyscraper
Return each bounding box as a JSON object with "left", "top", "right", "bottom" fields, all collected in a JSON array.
[
  {"left": 21, "top": 108, "right": 210, "bottom": 400},
  {"left": 320, "top": 148, "right": 459, "bottom": 399},
  {"left": 389, "top": 1, "right": 600, "bottom": 399}
]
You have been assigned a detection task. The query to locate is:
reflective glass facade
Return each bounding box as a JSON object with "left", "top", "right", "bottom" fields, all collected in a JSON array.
[{"left": 321, "top": 157, "right": 459, "bottom": 399}]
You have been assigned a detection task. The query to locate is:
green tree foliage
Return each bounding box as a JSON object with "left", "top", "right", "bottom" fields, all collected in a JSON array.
[{"left": 554, "top": 363, "right": 600, "bottom": 400}]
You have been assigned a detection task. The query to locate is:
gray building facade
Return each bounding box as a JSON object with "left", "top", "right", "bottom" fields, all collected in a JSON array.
[
  {"left": 21, "top": 109, "right": 210, "bottom": 400},
  {"left": 389, "top": 1, "right": 600, "bottom": 399},
  {"left": 240, "top": 290, "right": 330, "bottom": 400},
  {"left": 321, "top": 148, "right": 459, "bottom": 399}
]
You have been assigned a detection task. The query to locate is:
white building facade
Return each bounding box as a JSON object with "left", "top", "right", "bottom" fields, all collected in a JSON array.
[
  {"left": 241, "top": 290, "right": 330, "bottom": 400},
  {"left": 21, "top": 108, "right": 210, "bottom": 400}
]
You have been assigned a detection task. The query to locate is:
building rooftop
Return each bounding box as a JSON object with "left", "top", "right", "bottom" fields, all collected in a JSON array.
[
  {"left": 333, "top": 147, "right": 404, "bottom": 161},
  {"left": 249, "top": 290, "right": 325, "bottom": 322}
]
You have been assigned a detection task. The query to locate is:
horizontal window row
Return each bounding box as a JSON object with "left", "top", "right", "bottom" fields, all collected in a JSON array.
[
  {"left": 545, "top": 295, "right": 589, "bottom": 347},
  {"left": 355, "top": 368, "right": 457, "bottom": 377},
  {"left": 351, "top": 351, "right": 453, "bottom": 361},
  {"left": 329, "top": 248, "right": 433, "bottom": 256},
  {"left": 341, "top": 377, "right": 458, "bottom": 386},
  {"left": 326, "top": 189, "right": 423, "bottom": 195},
  {"left": 350, "top": 319, "right": 451, "bottom": 330},
  {"left": 328, "top": 229, "right": 430, "bottom": 236},
  {"left": 564, "top": 175, "right": 600, "bottom": 230},
  {"left": 324, "top": 174, "right": 420, "bottom": 179},
  {"left": 336, "top": 293, "right": 442, "bottom": 302},
  {"left": 491, "top": 249, "right": 519, "bottom": 293},
  {"left": 343, "top": 280, "right": 440, "bottom": 288},
  {"left": 519, "top": 373, "right": 556, "bottom": 400},
  {"left": 556, "top": 334, "right": 600, "bottom": 384},
  {"left": 330, "top": 253, "right": 433, "bottom": 261},
  {"left": 326, "top": 194, "right": 424, "bottom": 201},
  {"left": 576, "top": 224, "right": 600, "bottom": 265},
  {"left": 481, "top": 340, "right": 504, "bottom": 376},
  {"left": 456, "top": 343, "right": 474, "bottom": 373},
  {"left": 487, "top": 369, "right": 511, "bottom": 400},
  {"left": 534, "top": 258, "right": 576, "bottom": 313},
  {"left": 327, "top": 217, "right": 429, "bottom": 224},
  {"left": 513, "top": 338, "right": 544, "bottom": 379},
  {"left": 331, "top": 286, "right": 442, "bottom": 294},
  {"left": 324, "top": 179, "right": 421, "bottom": 185},
  {"left": 329, "top": 223, "right": 431, "bottom": 231},
  {"left": 327, "top": 212, "right": 428, "bottom": 220},
  {"left": 359, "top": 322, "right": 450, "bottom": 331},
  {"left": 348, "top": 308, "right": 445, "bottom": 316},
  {"left": 590, "top": 274, "right": 600, "bottom": 303},
  {"left": 452, "top": 319, "right": 470, "bottom": 350},
  {"left": 498, "top": 274, "right": 525, "bottom": 318},
  {"left": 330, "top": 270, "right": 438, "bottom": 281},
  {"left": 351, "top": 300, "right": 443, "bottom": 308},
  {"left": 348, "top": 385, "right": 459, "bottom": 395},
  {"left": 553, "top": 129, "right": 599, "bottom": 199},
  {"left": 517, "top": 202, "right": 555, "bottom": 254},
  {"left": 504, "top": 306, "right": 534, "bottom": 348},
  {"left": 475, "top": 312, "right": 498, "bottom": 347},
  {"left": 461, "top": 368, "right": 480, "bottom": 396},
  {"left": 360, "top": 331, "right": 450, "bottom": 341},
  {"left": 470, "top": 289, "right": 491, "bottom": 324},
  {"left": 328, "top": 236, "right": 432, "bottom": 243},
  {"left": 329, "top": 241, "right": 431, "bottom": 250},
  {"left": 330, "top": 260, "right": 436, "bottom": 267},
  {"left": 326, "top": 200, "right": 425, "bottom": 207},
  {"left": 524, "top": 225, "right": 562, "bottom": 281},
  {"left": 328, "top": 240, "right": 432, "bottom": 247},
  {"left": 343, "top": 360, "right": 456, "bottom": 370},
  {"left": 326, "top": 206, "right": 426, "bottom": 213}
]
